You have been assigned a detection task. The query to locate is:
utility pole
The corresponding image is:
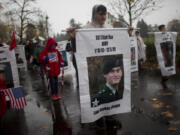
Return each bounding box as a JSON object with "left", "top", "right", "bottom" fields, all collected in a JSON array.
[{"left": 46, "top": 15, "right": 49, "bottom": 38}]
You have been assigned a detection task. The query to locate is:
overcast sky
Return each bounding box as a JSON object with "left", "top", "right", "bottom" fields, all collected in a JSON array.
[{"left": 36, "top": 0, "right": 180, "bottom": 35}]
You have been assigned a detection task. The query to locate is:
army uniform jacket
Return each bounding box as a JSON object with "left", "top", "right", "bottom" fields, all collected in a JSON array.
[{"left": 91, "top": 83, "right": 123, "bottom": 107}]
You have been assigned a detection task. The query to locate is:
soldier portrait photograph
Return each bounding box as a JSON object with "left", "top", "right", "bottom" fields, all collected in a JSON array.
[
  {"left": 131, "top": 47, "right": 136, "bottom": 66},
  {"left": 87, "top": 54, "right": 124, "bottom": 108},
  {"left": 15, "top": 53, "right": 24, "bottom": 64},
  {"left": 0, "top": 62, "right": 14, "bottom": 88},
  {"left": 160, "top": 41, "right": 174, "bottom": 67}
]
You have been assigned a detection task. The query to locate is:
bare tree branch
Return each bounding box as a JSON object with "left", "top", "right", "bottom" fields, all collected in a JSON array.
[
  {"left": 3, "top": 0, "right": 41, "bottom": 43},
  {"left": 102, "top": 0, "right": 162, "bottom": 26}
]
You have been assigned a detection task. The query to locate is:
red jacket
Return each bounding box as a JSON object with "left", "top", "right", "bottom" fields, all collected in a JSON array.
[
  {"left": 0, "top": 78, "right": 7, "bottom": 116},
  {"left": 39, "top": 38, "right": 63, "bottom": 77},
  {"left": 0, "top": 78, "right": 6, "bottom": 90}
]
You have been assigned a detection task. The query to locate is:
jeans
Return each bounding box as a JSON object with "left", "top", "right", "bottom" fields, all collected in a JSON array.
[
  {"left": 72, "top": 53, "right": 79, "bottom": 88},
  {"left": 39, "top": 64, "right": 44, "bottom": 78},
  {"left": 49, "top": 77, "right": 58, "bottom": 95}
]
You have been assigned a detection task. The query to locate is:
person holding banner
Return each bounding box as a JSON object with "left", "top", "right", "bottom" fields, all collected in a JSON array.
[
  {"left": 135, "top": 31, "right": 146, "bottom": 70},
  {"left": 159, "top": 25, "right": 166, "bottom": 33},
  {"left": 66, "top": 4, "right": 122, "bottom": 129},
  {"left": 91, "top": 58, "right": 123, "bottom": 107},
  {"left": 155, "top": 24, "right": 178, "bottom": 89},
  {"left": 39, "top": 38, "right": 64, "bottom": 100},
  {"left": 83, "top": 4, "right": 112, "bottom": 28},
  {"left": 66, "top": 4, "right": 112, "bottom": 89},
  {"left": 159, "top": 25, "right": 173, "bottom": 67},
  {"left": 158, "top": 25, "right": 170, "bottom": 88}
]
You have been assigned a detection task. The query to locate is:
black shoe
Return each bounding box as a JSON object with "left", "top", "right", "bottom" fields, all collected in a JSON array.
[
  {"left": 41, "top": 76, "right": 44, "bottom": 80},
  {"left": 162, "top": 76, "right": 169, "bottom": 82},
  {"left": 95, "top": 118, "right": 106, "bottom": 129},
  {"left": 76, "top": 85, "right": 79, "bottom": 90},
  {"left": 105, "top": 119, "right": 122, "bottom": 129},
  {"left": 161, "top": 80, "right": 167, "bottom": 89}
]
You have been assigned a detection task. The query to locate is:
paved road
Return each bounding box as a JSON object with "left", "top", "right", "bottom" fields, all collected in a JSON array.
[{"left": 1, "top": 69, "right": 180, "bottom": 135}]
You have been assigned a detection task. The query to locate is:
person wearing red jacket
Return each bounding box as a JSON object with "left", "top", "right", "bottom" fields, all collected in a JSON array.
[
  {"left": 39, "top": 38, "right": 64, "bottom": 100},
  {"left": 0, "top": 70, "right": 7, "bottom": 116}
]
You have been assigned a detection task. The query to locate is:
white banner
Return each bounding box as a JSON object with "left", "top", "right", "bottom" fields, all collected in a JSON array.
[
  {"left": 137, "top": 37, "right": 146, "bottom": 61},
  {"left": 0, "top": 46, "right": 20, "bottom": 88},
  {"left": 76, "top": 28, "right": 131, "bottom": 123},
  {"left": 155, "top": 32, "right": 177, "bottom": 76},
  {"left": 56, "top": 41, "right": 76, "bottom": 86},
  {"left": 130, "top": 37, "right": 138, "bottom": 72},
  {"left": 57, "top": 41, "right": 69, "bottom": 69},
  {"left": 14, "top": 45, "right": 27, "bottom": 71}
]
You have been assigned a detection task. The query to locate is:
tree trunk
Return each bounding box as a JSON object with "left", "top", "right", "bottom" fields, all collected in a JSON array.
[
  {"left": 20, "top": 19, "right": 23, "bottom": 44},
  {"left": 128, "top": 1, "right": 132, "bottom": 26}
]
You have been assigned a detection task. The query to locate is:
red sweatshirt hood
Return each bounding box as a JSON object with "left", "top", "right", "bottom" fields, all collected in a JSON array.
[{"left": 46, "top": 38, "right": 57, "bottom": 50}]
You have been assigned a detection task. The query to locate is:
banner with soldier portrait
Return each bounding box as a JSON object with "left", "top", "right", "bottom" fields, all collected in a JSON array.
[
  {"left": 130, "top": 37, "right": 138, "bottom": 72},
  {"left": 57, "top": 41, "right": 69, "bottom": 68},
  {"left": 76, "top": 28, "right": 131, "bottom": 123},
  {"left": 56, "top": 40, "right": 76, "bottom": 88},
  {"left": 0, "top": 46, "right": 20, "bottom": 88},
  {"left": 155, "top": 32, "right": 177, "bottom": 76},
  {"left": 14, "top": 45, "right": 27, "bottom": 71}
]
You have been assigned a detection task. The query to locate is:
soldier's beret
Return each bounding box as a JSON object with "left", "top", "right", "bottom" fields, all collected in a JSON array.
[{"left": 103, "top": 58, "right": 122, "bottom": 74}]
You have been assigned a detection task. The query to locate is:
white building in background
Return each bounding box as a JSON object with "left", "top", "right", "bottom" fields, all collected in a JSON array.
[
  {"left": 106, "top": 12, "right": 127, "bottom": 27},
  {"left": 106, "top": 12, "right": 117, "bottom": 26}
]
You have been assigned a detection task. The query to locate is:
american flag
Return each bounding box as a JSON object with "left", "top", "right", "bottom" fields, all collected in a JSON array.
[
  {"left": 48, "top": 53, "right": 58, "bottom": 62},
  {"left": 3, "top": 87, "right": 27, "bottom": 109}
]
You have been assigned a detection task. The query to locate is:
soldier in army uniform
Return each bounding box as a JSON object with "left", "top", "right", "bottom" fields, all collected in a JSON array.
[
  {"left": 131, "top": 47, "right": 136, "bottom": 65},
  {"left": 91, "top": 58, "right": 123, "bottom": 107}
]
